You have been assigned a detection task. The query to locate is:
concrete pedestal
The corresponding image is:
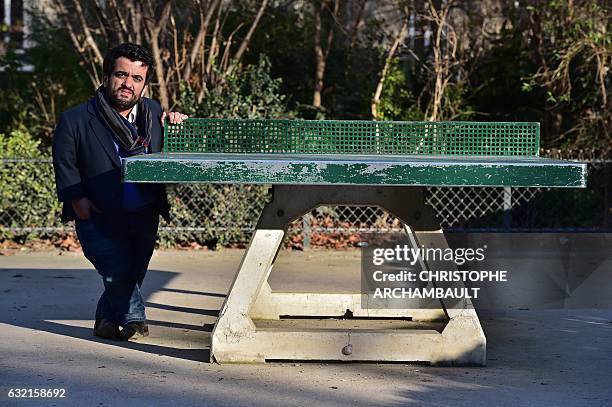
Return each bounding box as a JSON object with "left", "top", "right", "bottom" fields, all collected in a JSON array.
[{"left": 211, "top": 185, "right": 486, "bottom": 365}]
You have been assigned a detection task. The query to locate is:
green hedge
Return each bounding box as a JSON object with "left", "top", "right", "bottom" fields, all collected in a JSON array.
[{"left": 0, "top": 130, "right": 62, "bottom": 241}]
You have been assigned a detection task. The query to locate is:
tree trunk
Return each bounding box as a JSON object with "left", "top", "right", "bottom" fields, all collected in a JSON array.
[
  {"left": 313, "top": 1, "right": 325, "bottom": 107},
  {"left": 371, "top": 18, "right": 409, "bottom": 120},
  {"left": 144, "top": 0, "right": 172, "bottom": 110},
  {"left": 226, "top": 0, "right": 269, "bottom": 76},
  {"left": 312, "top": 0, "right": 339, "bottom": 108}
]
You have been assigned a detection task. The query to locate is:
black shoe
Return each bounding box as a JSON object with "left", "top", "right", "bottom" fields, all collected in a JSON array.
[
  {"left": 94, "top": 318, "right": 119, "bottom": 340},
  {"left": 119, "top": 321, "right": 149, "bottom": 341}
]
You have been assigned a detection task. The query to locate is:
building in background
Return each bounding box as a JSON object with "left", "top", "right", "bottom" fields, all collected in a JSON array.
[{"left": 1, "top": 0, "right": 44, "bottom": 70}]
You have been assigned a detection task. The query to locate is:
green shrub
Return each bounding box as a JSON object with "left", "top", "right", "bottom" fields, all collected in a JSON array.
[
  {"left": 0, "top": 129, "right": 62, "bottom": 240},
  {"left": 180, "top": 55, "right": 290, "bottom": 119}
]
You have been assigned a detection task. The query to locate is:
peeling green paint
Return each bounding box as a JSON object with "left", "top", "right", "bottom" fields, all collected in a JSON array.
[{"left": 122, "top": 153, "right": 587, "bottom": 187}]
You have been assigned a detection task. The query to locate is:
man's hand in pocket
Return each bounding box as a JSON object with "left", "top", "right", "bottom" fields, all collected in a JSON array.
[{"left": 71, "top": 198, "right": 101, "bottom": 220}]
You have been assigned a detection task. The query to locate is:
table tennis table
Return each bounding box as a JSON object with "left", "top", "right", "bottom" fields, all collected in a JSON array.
[{"left": 122, "top": 119, "right": 586, "bottom": 365}]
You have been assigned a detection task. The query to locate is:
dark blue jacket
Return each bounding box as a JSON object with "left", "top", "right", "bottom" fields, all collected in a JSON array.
[{"left": 52, "top": 97, "right": 170, "bottom": 223}]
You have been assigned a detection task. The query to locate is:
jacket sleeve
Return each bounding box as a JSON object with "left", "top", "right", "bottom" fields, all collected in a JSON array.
[
  {"left": 52, "top": 113, "right": 85, "bottom": 202},
  {"left": 145, "top": 98, "right": 165, "bottom": 153}
]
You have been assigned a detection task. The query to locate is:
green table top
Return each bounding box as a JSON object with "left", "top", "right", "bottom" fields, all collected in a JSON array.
[{"left": 122, "top": 152, "right": 587, "bottom": 187}]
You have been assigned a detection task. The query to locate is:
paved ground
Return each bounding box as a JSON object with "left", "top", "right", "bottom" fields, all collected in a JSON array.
[{"left": 1, "top": 248, "right": 611, "bottom": 406}]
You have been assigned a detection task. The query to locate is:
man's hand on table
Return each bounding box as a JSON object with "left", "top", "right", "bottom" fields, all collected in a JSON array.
[{"left": 161, "top": 112, "right": 189, "bottom": 125}]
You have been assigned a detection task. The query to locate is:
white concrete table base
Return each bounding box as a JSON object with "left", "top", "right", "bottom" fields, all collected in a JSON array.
[{"left": 211, "top": 185, "right": 486, "bottom": 365}]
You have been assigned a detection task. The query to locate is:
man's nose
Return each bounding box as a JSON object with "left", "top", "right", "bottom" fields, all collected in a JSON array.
[{"left": 122, "top": 76, "right": 135, "bottom": 88}]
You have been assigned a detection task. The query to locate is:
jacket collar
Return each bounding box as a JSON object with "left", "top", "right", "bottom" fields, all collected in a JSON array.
[{"left": 86, "top": 98, "right": 121, "bottom": 167}]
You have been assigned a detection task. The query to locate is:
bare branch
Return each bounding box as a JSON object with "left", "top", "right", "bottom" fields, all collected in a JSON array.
[
  {"left": 128, "top": 2, "right": 142, "bottom": 44},
  {"left": 312, "top": 0, "right": 340, "bottom": 107},
  {"left": 348, "top": 0, "right": 367, "bottom": 48},
  {"left": 52, "top": 0, "right": 99, "bottom": 87},
  {"left": 108, "top": 0, "right": 131, "bottom": 42},
  {"left": 71, "top": 0, "right": 104, "bottom": 65},
  {"left": 221, "top": 23, "right": 244, "bottom": 74},
  {"left": 426, "top": 0, "right": 458, "bottom": 121},
  {"left": 184, "top": 0, "right": 221, "bottom": 82},
  {"left": 49, "top": 0, "right": 269, "bottom": 110},
  {"left": 371, "top": 13, "right": 409, "bottom": 120},
  {"left": 143, "top": 0, "right": 172, "bottom": 110},
  {"left": 205, "top": 5, "right": 223, "bottom": 84},
  {"left": 226, "top": 0, "right": 269, "bottom": 76}
]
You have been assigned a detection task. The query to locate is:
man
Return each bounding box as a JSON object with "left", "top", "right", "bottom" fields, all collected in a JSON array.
[{"left": 52, "top": 43, "right": 187, "bottom": 341}]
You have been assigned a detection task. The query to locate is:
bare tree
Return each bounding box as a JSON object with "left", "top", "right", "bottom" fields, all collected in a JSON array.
[
  {"left": 367, "top": 0, "right": 472, "bottom": 121},
  {"left": 143, "top": 0, "right": 172, "bottom": 109},
  {"left": 424, "top": 0, "right": 460, "bottom": 121},
  {"left": 312, "top": 0, "right": 340, "bottom": 108},
  {"left": 526, "top": 0, "right": 610, "bottom": 151},
  {"left": 48, "top": 0, "right": 269, "bottom": 110},
  {"left": 345, "top": 0, "right": 368, "bottom": 49},
  {"left": 371, "top": 5, "right": 409, "bottom": 120}
]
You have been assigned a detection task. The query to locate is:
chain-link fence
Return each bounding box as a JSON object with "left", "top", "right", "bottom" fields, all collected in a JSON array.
[{"left": 1, "top": 158, "right": 609, "bottom": 247}]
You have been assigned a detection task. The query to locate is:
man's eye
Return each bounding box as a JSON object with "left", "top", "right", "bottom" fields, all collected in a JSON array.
[
  {"left": 114, "top": 72, "right": 127, "bottom": 78},
  {"left": 133, "top": 77, "right": 143, "bottom": 83}
]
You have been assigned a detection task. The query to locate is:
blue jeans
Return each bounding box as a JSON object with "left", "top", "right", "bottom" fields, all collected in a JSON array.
[{"left": 75, "top": 207, "right": 159, "bottom": 326}]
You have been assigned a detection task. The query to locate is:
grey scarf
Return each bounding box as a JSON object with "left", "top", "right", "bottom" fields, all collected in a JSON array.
[{"left": 94, "top": 86, "right": 153, "bottom": 157}]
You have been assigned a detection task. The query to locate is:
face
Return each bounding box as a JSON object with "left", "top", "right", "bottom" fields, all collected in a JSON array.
[{"left": 104, "top": 57, "right": 149, "bottom": 112}]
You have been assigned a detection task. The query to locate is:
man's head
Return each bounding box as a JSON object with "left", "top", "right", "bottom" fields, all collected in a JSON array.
[{"left": 102, "top": 43, "right": 154, "bottom": 112}]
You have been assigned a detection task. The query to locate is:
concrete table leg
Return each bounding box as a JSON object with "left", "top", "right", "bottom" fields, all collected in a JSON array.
[{"left": 211, "top": 185, "right": 486, "bottom": 365}]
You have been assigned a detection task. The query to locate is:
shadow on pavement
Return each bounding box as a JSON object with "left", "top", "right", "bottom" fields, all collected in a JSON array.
[{"left": 0, "top": 267, "right": 222, "bottom": 363}]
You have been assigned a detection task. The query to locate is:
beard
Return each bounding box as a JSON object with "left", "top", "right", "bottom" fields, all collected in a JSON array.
[{"left": 106, "top": 86, "right": 140, "bottom": 111}]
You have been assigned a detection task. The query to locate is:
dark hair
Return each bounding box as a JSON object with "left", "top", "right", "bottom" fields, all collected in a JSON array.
[{"left": 102, "top": 43, "right": 154, "bottom": 84}]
